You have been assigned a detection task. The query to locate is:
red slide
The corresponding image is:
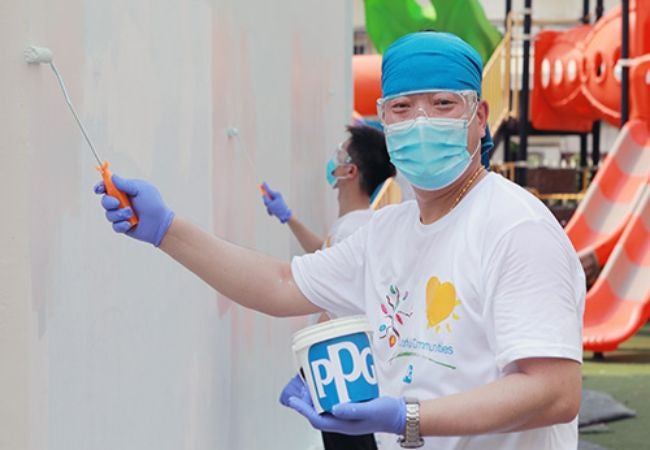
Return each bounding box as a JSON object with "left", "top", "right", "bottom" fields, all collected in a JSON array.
[
  {"left": 531, "top": 0, "right": 650, "bottom": 351},
  {"left": 564, "top": 120, "right": 650, "bottom": 268},
  {"left": 583, "top": 179, "right": 650, "bottom": 352}
]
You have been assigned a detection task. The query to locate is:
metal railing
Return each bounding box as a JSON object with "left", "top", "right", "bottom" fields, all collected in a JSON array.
[{"left": 482, "top": 15, "right": 513, "bottom": 137}]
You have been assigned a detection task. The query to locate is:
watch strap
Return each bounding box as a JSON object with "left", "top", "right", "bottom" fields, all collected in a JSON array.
[{"left": 398, "top": 397, "right": 424, "bottom": 448}]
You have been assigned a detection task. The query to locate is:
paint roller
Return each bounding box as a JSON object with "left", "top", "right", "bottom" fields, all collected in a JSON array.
[
  {"left": 24, "top": 45, "right": 138, "bottom": 226},
  {"left": 226, "top": 126, "right": 270, "bottom": 198}
]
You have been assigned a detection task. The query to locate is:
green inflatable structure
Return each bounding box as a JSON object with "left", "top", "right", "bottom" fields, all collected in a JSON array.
[{"left": 364, "top": 0, "right": 502, "bottom": 63}]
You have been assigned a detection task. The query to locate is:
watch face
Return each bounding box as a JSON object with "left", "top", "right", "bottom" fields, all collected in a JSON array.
[{"left": 398, "top": 437, "right": 425, "bottom": 449}]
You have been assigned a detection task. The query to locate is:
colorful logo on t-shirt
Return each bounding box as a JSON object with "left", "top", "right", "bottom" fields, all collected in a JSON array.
[
  {"left": 426, "top": 276, "right": 461, "bottom": 333},
  {"left": 378, "top": 284, "right": 413, "bottom": 347},
  {"left": 403, "top": 364, "right": 414, "bottom": 384}
]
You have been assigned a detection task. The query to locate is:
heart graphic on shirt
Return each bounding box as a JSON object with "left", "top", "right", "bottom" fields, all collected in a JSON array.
[{"left": 426, "top": 276, "right": 461, "bottom": 333}]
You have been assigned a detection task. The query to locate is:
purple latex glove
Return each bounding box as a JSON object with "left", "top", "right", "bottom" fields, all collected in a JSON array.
[
  {"left": 279, "top": 374, "right": 308, "bottom": 407},
  {"left": 261, "top": 181, "right": 292, "bottom": 224},
  {"left": 94, "top": 174, "right": 174, "bottom": 247},
  {"left": 279, "top": 375, "right": 406, "bottom": 436}
]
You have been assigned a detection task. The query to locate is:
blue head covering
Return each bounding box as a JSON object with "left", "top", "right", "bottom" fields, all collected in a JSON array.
[
  {"left": 382, "top": 32, "right": 483, "bottom": 97},
  {"left": 382, "top": 31, "right": 492, "bottom": 158},
  {"left": 481, "top": 125, "right": 494, "bottom": 168}
]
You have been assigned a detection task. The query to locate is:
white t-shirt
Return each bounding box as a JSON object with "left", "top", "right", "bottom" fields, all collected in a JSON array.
[
  {"left": 311, "top": 209, "right": 374, "bottom": 323},
  {"left": 323, "top": 208, "right": 374, "bottom": 249},
  {"left": 291, "top": 173, "right": 585, "bottom": 450},
  {"left": 394, "top": 170, "right": 416, "bottom": 201}
]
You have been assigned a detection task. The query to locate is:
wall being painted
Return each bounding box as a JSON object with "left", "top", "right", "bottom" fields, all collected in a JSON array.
[{"left": 0, "top": 1, "right": 352, "bottom": 449}]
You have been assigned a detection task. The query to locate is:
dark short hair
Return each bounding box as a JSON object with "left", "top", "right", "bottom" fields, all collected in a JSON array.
[{"left": 345, "top": 125, "right": 396, "bottom": 197}]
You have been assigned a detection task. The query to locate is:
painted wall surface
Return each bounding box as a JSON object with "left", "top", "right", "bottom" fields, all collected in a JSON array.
[{"left": 1, "top": 1, "right": 352, "bottom": 449}]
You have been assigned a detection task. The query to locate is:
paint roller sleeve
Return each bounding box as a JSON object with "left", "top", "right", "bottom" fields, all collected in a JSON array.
[{"left": 24, "top": 46, "right": 53, "bottom": 64}]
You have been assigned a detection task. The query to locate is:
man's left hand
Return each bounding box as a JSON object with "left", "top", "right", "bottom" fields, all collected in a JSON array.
[{"left": 279, "top": 375, "right": 406, "bottom": 436}]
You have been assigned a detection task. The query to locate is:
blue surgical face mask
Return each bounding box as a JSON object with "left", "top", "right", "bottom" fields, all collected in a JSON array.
[
  {"left": 325, "top": 145, "right": 353, "bottom": 188},
  {"left": 385, "top": 114, "right": 479, "bottom": 191},
  {"left": 325, "top": 158, "right": 338, "bottom": 187}
]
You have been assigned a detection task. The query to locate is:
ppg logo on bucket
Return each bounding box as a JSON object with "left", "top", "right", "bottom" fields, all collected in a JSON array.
[{"left": 308, "top": 332, "right": 379, "bottom": 412}]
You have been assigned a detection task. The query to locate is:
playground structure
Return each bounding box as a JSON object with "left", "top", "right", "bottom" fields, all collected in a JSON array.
[
  {"left": 535, "top": 0, "right": 650, "bottom": 353},
  {"left": 582, "top": 180, "right": 650, "bottom": 352},
  {"left": 356, "top": 0, "right": 650, "bottom": 353},
  {"left": 565, "top": 119, "right": 650, "bottom": 284},
  {"left": 531, "top": 1, "right": 650, "bottom": 130}
]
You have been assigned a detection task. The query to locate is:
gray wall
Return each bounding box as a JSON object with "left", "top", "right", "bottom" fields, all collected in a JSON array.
[{"left": 1, "top": 1, "right": 352, "bottom": 449}]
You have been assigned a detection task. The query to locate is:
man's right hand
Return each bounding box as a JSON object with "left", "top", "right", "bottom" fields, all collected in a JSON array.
[
  {"left": 261, "top": 181, "right": 292, "bottom": 224},
  {"left": 94, "top": 174, "right": 175, "bottom": 247}
]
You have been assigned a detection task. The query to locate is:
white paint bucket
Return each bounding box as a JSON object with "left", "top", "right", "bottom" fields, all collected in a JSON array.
[{"left": 292, "top": 315, "right": 379, "bottom": 413}]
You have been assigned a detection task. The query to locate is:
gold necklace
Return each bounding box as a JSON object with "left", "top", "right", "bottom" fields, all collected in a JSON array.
[{"left": 450, "top": 166, "right": 484, "bottom": 212}]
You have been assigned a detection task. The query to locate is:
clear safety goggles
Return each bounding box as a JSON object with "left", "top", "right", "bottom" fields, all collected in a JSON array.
[
  {"left": 332, "top": 141, "right": 353, "bottom": 165},
  {"left": 377, "top": 90, "right": 479, "bottom": 123}
]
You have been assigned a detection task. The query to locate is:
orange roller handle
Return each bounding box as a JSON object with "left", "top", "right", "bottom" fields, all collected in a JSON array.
[
  {"left": 97, "top": 160, "right": 139, "bottom": 226},
  {"left": 260, "top": 183, "right": 270, "bottom": 198}
]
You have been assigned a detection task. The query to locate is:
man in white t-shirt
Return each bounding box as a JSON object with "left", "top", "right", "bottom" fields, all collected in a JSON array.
[
  {"left": 96, "top": 31, "right": 585, "bottom": 450},
  {"left": 261, "top": 124, "right": 395, "bottom": 254},
  {"left": 261, "top": 124, "right": 395, "bottom": 450}
]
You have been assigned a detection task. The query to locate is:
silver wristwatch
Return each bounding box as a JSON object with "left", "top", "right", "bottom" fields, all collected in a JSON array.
[{"left": 398, "top": 397, "right": 424, "bottom": 448}]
